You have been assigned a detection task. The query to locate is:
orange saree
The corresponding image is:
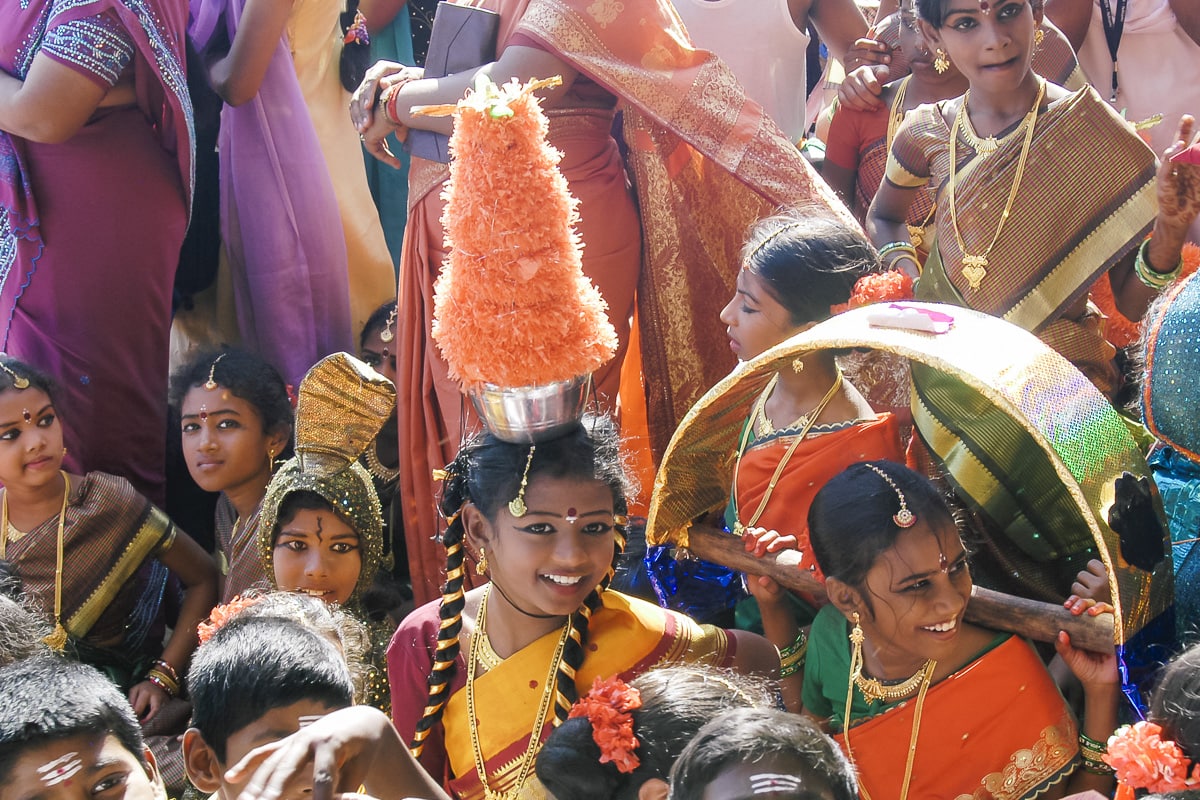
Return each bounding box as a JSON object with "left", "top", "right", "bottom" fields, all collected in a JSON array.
[
  {"left": 398, "top": 0, "right": 855, "bottom": 603},
  {"left": 728, "top": 414, "right": 903, "bottom": 583}
]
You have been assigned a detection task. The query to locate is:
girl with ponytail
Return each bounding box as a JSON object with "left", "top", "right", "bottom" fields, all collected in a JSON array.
[{"left": 387, "top": 417, "right": 778, "bottom": 799}]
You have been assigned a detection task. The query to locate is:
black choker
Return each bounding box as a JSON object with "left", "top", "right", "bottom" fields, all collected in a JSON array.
[{"left": 489, "top": 581, "right": 563, "bottom": 620}]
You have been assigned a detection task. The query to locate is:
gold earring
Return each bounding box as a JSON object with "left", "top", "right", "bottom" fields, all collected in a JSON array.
[
  {"left": 1034, "top": 26, "right": 1044, "bottom": 46},
  {"left": 476, "top": 547, "right": 488, "bottom": 575},
  {"left": 849, "top": 611, "right": 864, "bottom": 646},
  {"left": 933, "top": 48, "right": 950, "bottom": 74},
  {"left": 266, "top": 448, "right": 277, "bottom": 472},
  {"left": 791, "top": 358, "right": 805, "bottom": 373}
]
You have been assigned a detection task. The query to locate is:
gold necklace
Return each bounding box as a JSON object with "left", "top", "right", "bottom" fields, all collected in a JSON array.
[
  {"left": 1, "top": 472, "right": 72, "bottom": 651},
  {"left": 732, "top": 369, "right": 844, "bottom": 536},
  {"left": 885, "top": 77, "right": 937, "bottom": 250},
  {"left": 466, "top": 586, "right": 569, "bottom": 799},
  {"left": 853, "top": 658, "right": 936, "bottom": 703},
  {"left": 947, "top": 79, "right": 1045, "bottom": 293},
  {"left": 843, "top": 643, "right": 937, "bottom": 800},
  {"left": 364, "top": 440, "right": 399, "bottom": 483}
]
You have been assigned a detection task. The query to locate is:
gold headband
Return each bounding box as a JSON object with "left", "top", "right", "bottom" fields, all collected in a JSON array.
[
  {"left": 862, "top": 463, "right": 917, "bottom": 528},
  {"left": 204, "top": 353, "right": 228, "bottom": 390},
  {"left": 744, "top": 221, "right": 806, "bottom": 267}
]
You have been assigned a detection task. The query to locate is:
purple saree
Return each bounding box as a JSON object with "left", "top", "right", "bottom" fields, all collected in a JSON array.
[{"left": 0, "top": 0, "right": 193, "bottom": 503}]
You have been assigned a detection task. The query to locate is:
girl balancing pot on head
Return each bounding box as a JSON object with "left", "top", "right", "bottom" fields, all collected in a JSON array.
[
  {"left": 721, "top": 213, "right": 905, "bottom": 711},
  {"left": 866, "top": 0, "right": 1200, "bottom": 399},
  {"left": 802, "top": 461, "right": 1120, "bottom": 799},
  {"left": 388, "top": 418, "right": 779, "bottom": 799},
  {"left": 171, "top": 348, "right": 293, "bottom": 603},
  {"left": 0, "top": 356, "right": 218, "bottom": 723},
  {"left": 257, "top": 352, "right": 399, "bottom": 714}
]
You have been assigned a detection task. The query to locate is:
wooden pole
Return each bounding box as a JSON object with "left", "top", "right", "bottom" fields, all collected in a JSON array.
[{"left": 682, "top": 524, "right": 1115, "bottom": 654}]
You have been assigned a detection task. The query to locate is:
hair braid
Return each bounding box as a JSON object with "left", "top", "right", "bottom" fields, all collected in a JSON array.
[
  {"left": 552, "top": 504, "right": 627, "bottom": 723},
  {"left": 409, "top": 464, "right": 471, "bottom": 756}
]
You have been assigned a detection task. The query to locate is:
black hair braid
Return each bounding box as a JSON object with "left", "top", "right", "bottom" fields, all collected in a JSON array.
[
  {"left": 551, "top": 503, "right": 628, "bottom": 724},
  {"left": 338, "top": 0, "right": 371, "bottom": 92},
  {"left": 409, "top": 462, "right": 471, "bottom": 756}
]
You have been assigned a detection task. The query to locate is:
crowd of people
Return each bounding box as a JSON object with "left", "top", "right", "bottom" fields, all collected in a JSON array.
[{"left": 2, "top": 0, "right": 1200, "bottom": 798}]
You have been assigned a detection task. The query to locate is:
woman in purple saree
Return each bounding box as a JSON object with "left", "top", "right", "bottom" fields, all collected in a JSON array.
[{"left": 0, "top": 0, "right": 193, "bottom": 503}]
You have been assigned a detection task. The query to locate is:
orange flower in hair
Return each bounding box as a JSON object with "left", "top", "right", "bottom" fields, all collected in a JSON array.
[
  {"left": 1104, "top": 721, "right": 1200, "bottom": 799},
  {"left": 830, "top": 270, "right": 914, "bottom": 315},
  {"left": 568, "top": 675, "right": 643, "bottom": 774},
  {"left": 197, "top": 595, "right": 263, "bottom": 645}
]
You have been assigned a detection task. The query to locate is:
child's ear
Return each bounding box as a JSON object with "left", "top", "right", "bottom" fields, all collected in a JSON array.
[
  {"left": 142, "top": 747, "right": 168, "bottom": 800},
  {"left": 637, "top": 778, "right": 669, "bottom": 800},
  {"left": 265, "top": 424, "right": 291, "bottom": 461},
  {"left": 825, "top": 577, "right": 864, "bottom": 621},
  {"left": 462, "top": 502, "right": 493, "bottom": 553},
  {"left": 183, "top": 729, "right": 223, "bottom": 794}
]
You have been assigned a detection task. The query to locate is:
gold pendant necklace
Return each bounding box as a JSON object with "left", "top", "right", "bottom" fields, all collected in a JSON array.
[
  {"left": 947, "top": 79, "right": 1045, "bottom": 292},
  {"left": 1, "top": 472, "right": 72, "bottom": 651},
  {"left": 853, "top": 658, "right": 936, "bottom": 703},
  {"left": 732, "top": 369, "right": 844, "bottom": 536},
  {"left": 466, "top": 586, "right": 569, "bottom": 799},
  {"left": 843, "top": 636, "right": 937, "bottom": 800}
]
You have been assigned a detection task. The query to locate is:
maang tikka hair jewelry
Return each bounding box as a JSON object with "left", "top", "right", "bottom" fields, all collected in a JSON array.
[
  {"left": 379, "top": 305, "right": 398, "bottom": 343},
  {"left": 509, "top": 445, "right": 536, "bottom": 517},
  {"left": 863, "top": 463, "right": 917, "bottom": 528},
  {"left": 204, "top": 353, "right": 228, "bottom": 390},
  {"left": 0, "top": 360, "right": 29, "bottom": 390}
]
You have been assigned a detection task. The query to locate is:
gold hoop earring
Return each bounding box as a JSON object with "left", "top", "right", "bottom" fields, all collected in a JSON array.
[
  {"left": 476, "top": 548, "right": 489, "bottom": 576},
  {"left": 933, "top": 48, "right": 951, "bottom": 74}
]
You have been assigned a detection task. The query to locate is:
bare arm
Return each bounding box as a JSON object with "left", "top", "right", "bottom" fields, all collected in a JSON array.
[
  {"left": 207, "top": 0, "right": 295, "bottom": 106},
  {"left": 1043, "top": 0, "right": 1093, "bottom": 51},
  {"left": 360, "top": 0, "right": 407, "bottom": 34},
  {"left": 1169, "top": 0, "right": 1200, "bottom": 48},
  {"left": 728, "top": 630, "right": 783, "bottom": 680},
  {"left": 802, "top": 0, "right": 870, "bottom": 64},
  {"left": 127, "top": 529, "right": 218, "bottom": 722},
  {"left": 866, "top": 179, "right": 922, "bottom": 277},
  {"left": 0, "top": 56, "right": 111, "bottom": 143},
  {"left": 1109, "top": 116, "right": 1200, "bottom": 321}
]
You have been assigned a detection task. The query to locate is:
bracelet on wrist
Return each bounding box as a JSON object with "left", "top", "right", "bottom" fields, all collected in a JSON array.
[
  {"left": 145, "top": 668, "right": 180, "bottom": 698},
  {"left": 152, "top": 659, "right": 178, "bottom": 683},
  {"left": 1078, "top": 732, "right": 1113, "bottom": 775},
  {"left": 378, "top": 84, "right": 400, "bottom": 126},
  {"left": 1134, "top": 238, "right": 1182, "bottom": 289}
]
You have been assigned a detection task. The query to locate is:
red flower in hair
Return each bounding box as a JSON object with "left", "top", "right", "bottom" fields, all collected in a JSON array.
[
  {"left": 568, "top": 675, "right": 643, "bottom": 774},
  {"left": 830, "top": 270, "right": 915, "bottom": 315},
  {"left": 197, "top": 595, "right": 262, "bottom": 645},
  {"left": 1104, "top": 721, "right": 1200, "bottom": 797},
  {"left": 285, "top": 384, "right": 298, "bottom": 408}
]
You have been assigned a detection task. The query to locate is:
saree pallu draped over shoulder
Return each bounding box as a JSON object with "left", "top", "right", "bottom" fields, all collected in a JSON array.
[
  {"left": 906, "top": 86, "right": 1157, "bottom": 391},
  {"left": 833, "top": 636, "right": 1080, "bottom": 800}
]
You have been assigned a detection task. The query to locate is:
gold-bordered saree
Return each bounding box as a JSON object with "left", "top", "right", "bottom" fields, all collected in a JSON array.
[
  {"left": 894, "top": 85, "right": 1158, "bottom": 393},
  {"left": 391, "top": 590, "right": 734, "bottom": 800}
]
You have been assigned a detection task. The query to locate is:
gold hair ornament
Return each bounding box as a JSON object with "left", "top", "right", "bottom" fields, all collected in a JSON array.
[
  {"left": 861, "top": 463, "right": 917, "bottom": 528},
  {"left": 204, "top": 353, "right": 228, "bottom": 390},
  {"left": 509, "top": 446, "right": 536, "bottom": 517},
  {"left": 380, "top": 305, "right": 398, "bottom": 343},
  {"left": 0, "top": 360, "right": 29, "bottom": 390}
]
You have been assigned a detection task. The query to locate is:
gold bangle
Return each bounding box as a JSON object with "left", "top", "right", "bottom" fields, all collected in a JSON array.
[{"left": 146, "top": 669, "right": 180, "bottom": 698}]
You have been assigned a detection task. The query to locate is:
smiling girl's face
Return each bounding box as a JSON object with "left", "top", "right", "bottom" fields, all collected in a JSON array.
[{"left": 272, "top": 505, "right": 362, "bottom": 606}]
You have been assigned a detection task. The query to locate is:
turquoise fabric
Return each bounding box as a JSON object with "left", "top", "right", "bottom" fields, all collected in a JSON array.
[{"left": 364, "top": 11, "right": 414, "bottom": 269}]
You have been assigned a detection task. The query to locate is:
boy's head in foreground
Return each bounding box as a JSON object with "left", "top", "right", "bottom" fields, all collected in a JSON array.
[
  {"left": 669, "top": 708, "right": 857, "bottom": 800},
  {"left": 0, "top": 656, "right": 165, "bottom": 800},
  {"left": 183, "top": 615, "right": 354, "bottom": 799}
]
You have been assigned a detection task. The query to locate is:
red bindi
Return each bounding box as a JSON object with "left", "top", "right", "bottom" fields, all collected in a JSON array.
[
  {"left": 565, "top": 507, "right": 579, "bottom": 523},
  {"left": 198, "top": 405, "right": 208, "bottom": 422},
  {"left": 21, "top": 408, "right": 31, "bottom": 423}
]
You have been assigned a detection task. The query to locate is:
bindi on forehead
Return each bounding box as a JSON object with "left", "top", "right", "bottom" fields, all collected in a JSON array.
[{"left": 37, "top": 752, "right": 83, "bottom": 786}]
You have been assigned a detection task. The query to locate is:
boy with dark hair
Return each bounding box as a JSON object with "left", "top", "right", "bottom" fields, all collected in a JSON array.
[
  {"left": 182, "top": 615, "right": 355, "bottom": 799},
  {"left": 669, "top": 708, "right": 857, "bottom": 800},
  {"left": 0, "top": 656, "right": 167, "bottom": 800}
]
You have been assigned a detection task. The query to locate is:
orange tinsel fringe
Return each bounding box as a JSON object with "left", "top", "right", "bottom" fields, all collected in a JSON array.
[
  {"left": 1092, "top": 241, "right": 1200, "bottom": 348},
  {"left": 431, "top": 77, "right": 618, "bottom": 388}
]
